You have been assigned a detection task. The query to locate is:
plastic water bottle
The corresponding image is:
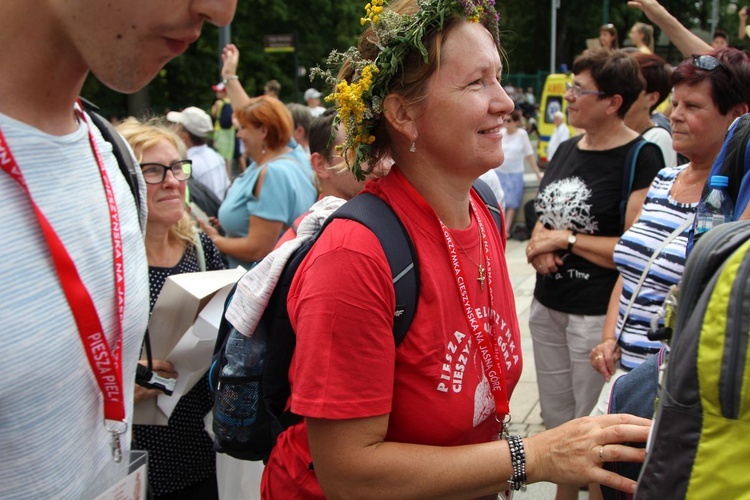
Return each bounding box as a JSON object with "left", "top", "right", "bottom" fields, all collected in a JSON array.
[
  {"left": 695, "top": 175, "right": 734, "bottom": 237},
  {"left": 213, "top": 327, "right": 266, "bottom": 443}
]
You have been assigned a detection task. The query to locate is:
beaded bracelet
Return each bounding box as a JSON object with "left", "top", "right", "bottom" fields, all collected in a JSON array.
[
  {"left": 222, "top": 75, "right": 240, "bottom": 85},
  {"left": 507, "top": 435, "right": 527, "bottom": 492}
]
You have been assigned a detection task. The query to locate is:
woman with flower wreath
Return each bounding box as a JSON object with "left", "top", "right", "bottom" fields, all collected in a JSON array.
[{"left": 261, "top": 0, "right": 651, "bottom": 498}]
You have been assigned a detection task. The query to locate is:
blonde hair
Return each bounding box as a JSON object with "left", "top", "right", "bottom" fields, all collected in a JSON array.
[{"left": 117, "top": 117, "right": 198, "bottom": 247}]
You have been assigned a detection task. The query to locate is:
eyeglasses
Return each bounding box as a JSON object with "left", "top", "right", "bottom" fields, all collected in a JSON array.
[
  {"left": 140, "top": 159, "right": 192, "bottom": 184},
  {"left": 565, "top": 82, "right": 606, "bottom": 98},
  {"left": 691, "top": 54, "right": 728, "bottom": 73}
]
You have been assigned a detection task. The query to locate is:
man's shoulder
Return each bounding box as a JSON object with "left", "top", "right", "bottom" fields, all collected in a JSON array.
[{"left": 189, "top": 144, "right": 224, "bottom": 162}]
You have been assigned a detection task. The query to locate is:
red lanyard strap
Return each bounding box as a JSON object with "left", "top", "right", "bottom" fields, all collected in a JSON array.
[
  {"left": 439, "top": 199, "right": 510, "bottom": 417},
  {"left": 0, "top": 106, "right": 126, "bottom": 422}
]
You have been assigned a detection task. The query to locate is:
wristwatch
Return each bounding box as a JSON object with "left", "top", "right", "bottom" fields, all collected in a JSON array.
[{"left": 567, "top": 229, "right": 578, "bottom": 253}]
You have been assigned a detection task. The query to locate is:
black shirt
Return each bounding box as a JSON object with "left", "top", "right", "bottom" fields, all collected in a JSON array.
[{"left": 533, "top": 135, "right": 664, "bottom": 315}]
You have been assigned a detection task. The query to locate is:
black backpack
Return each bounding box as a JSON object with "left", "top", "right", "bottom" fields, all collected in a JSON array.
[{"left": 209, "top": 180, "right": 503, "bottom": 462}]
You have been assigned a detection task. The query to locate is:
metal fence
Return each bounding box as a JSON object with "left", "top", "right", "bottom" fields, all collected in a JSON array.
[{"left": 504, "top": 70, "right": 551, "bottom": 101}]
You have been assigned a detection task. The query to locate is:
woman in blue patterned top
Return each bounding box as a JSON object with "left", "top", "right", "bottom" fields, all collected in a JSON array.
[
  {"left": 589, "top": 48, "right": 750, "bottom": 396},
  {"left": 118, "top": 117, "right": 226, "bottom": 500}
]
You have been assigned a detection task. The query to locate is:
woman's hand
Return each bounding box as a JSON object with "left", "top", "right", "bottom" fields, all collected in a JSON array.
[
  {"left": 627, "top": 0, "right": 668, "bottom": 22},
  {"left": 197, "top": 218, "right": 221, "bottom": 242},
  {"left": 220, "top": 44, "right": 240, "bottom": 79},
  {"left": 526, "top": 227, "right": 568, "bottom": 262},
  {"left": 526, "top": 414, "right": 651, "bottom": 493},
  {"left": 529, "top": 252, "right": 563, "bottom": 275},
  {"left": 590, "top": 339, "right": 620, "bottom": 382},
  {"left": 134, "top": 359, "right": 178, "bottom": 403}
]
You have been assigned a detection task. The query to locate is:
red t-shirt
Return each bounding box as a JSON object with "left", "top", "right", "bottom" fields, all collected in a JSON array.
[{"left": 261, "top": 167, "right": 523, "bottom": 498}]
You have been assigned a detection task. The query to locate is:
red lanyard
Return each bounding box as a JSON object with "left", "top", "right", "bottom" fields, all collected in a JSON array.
[
  {"left": 438, "top": 199, "right": 510, "bottom": 417},
  {"left": 0, "top": 105, "right": 127, "bottom": 454}
]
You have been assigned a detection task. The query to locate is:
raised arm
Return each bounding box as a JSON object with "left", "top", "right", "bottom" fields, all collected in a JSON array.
[
  {"left": 628, "top": 0, "right": 712, "bottom": 57},
  {"left": 220, "top": 44, "right": 252, "bottom": 109}
]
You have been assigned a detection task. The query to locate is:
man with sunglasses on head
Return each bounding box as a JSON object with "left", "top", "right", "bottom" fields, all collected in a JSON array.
[{"left": 0, "top": 0, "right": 237, "bottom": 497}]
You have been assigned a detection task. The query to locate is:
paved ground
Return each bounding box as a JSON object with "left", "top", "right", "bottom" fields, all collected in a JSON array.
[{"left": 504, "top": 238, "right": 588, "bottom": 500}]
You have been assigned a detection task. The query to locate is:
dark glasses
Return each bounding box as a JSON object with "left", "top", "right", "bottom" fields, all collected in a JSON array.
[
  {"left": 140, "top": 160, "right": 192, "bottom": 184},
  {"left": 691, "top": 54, "right": 727, "bottom": 72}
]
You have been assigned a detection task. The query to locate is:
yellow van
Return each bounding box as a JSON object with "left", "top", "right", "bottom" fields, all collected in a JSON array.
[{"left": 537, "top": 73, "right": 577, "bottom": 164}]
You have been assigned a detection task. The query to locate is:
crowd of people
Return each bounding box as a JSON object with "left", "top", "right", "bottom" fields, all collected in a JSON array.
[{"left": 3, "top": 0, "right": 750, "bottom": 498}]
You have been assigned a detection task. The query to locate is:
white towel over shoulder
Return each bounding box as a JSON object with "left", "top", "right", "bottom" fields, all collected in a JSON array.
[{"left": 225, "top": 196, "right": 346, "bottom": 337}]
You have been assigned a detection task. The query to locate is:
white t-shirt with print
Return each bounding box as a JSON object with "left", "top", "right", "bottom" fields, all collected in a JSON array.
[{"left": 0, "top": 112, "right": 149, "bottom": 498}]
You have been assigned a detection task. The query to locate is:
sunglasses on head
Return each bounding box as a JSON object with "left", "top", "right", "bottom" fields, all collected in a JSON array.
[{"left": 691, "top": 54, "right": 727, "bottom": 72}]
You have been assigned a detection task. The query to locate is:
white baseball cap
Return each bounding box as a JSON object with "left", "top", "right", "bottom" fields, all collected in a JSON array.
[
  {"left": 304, "top": 88, "right": 322, "bottom": 101},
  {"left": 166, "top": 106, "right": 213, "bottom": 138}
]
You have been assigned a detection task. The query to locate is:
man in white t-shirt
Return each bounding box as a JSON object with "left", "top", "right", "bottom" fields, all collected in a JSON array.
[
  {"left": 547, "top": 111, "right": 571, "bottom": 161},
  {"left": 0, "top": 1, "right": 237, "bottom": 497},
  {"left": 168, "top": 106, "right": 231, "bottom": 201}
]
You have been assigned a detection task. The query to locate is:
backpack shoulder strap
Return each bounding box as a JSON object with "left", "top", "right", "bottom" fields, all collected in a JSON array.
[
  {"left": 709, "top": 114, "right": 750, "bottom": 217},
  {"left": 326, "top": 193, "right": 418, "bottom": 346},
  {"left": 194, "top": 232, "right": 206, "bottom": 272},
  {"left": 472, "top": 177, "right": 504, "bottom": 236},
  {"left": 621, "top": 137, "right": 647, "bottom": 230},
  {"left": 323, "top": 183, "right": 502, "bottom": 344},
  {"left": 79, "top": 99, "right": 143, "bottom": 226}
]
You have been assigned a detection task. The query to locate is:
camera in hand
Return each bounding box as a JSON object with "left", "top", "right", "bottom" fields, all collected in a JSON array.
[{"left": 135, "top": 363, "right": 176, "bottom": 396}]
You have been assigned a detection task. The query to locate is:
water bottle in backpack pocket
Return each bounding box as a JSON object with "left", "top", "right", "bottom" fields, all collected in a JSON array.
[{"left": 212, "top": 326, "right": 268, "bottom": 451}]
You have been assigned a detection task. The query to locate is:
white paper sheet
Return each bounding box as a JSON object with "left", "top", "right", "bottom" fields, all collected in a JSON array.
[{"left": 133, "top": 267, "right": 246, "bottom": 425}]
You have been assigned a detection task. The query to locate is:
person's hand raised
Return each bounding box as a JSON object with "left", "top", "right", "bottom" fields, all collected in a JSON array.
[
  {"left": 627, "top": 0, "right": 667, "bottom": 22},
  {"left": 221, "top": 44, "right": 240, "bottom": 79}
]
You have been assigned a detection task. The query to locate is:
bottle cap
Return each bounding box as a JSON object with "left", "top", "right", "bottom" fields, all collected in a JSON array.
[{"left": 709, "top": 175, "right": 729, "bottom": 188}]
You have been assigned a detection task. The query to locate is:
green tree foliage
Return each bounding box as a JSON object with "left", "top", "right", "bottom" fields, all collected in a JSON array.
[{"left": 82, "top": 0, "right": 729, "bottom": 118}]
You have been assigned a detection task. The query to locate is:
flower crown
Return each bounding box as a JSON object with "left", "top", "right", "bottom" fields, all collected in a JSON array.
[{"left": 311, "top": 0, "right": 500, "bottom": 180}]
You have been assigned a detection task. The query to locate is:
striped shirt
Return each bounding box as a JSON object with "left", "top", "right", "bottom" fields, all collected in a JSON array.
[
  {"left": 614, "top": 165, "right": 697, "bottom": 370},
  {"left": 0, "top": 111, "right": 149, "bottom": 498}
]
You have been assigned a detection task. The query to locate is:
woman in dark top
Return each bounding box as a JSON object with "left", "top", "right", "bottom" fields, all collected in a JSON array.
[
  {"left": 118, "top": 117, "right": 225, "bottom": 500},
  {"left": 525, "top": 50, "right": 664, "bottom": 500}
]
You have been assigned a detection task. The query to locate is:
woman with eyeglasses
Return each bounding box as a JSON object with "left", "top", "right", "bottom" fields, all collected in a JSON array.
[
  {"left": 491, "top": 109, "right": 542, "bottom": 238},
  {"left": 526, "top": 49, "right": 664, "bottom": 500},
  {"left": 117, "top": 117, "right": 226, "bottom": 499},
  {"left": 587, "top": 46, "right": 750, "bottom": 498}
]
